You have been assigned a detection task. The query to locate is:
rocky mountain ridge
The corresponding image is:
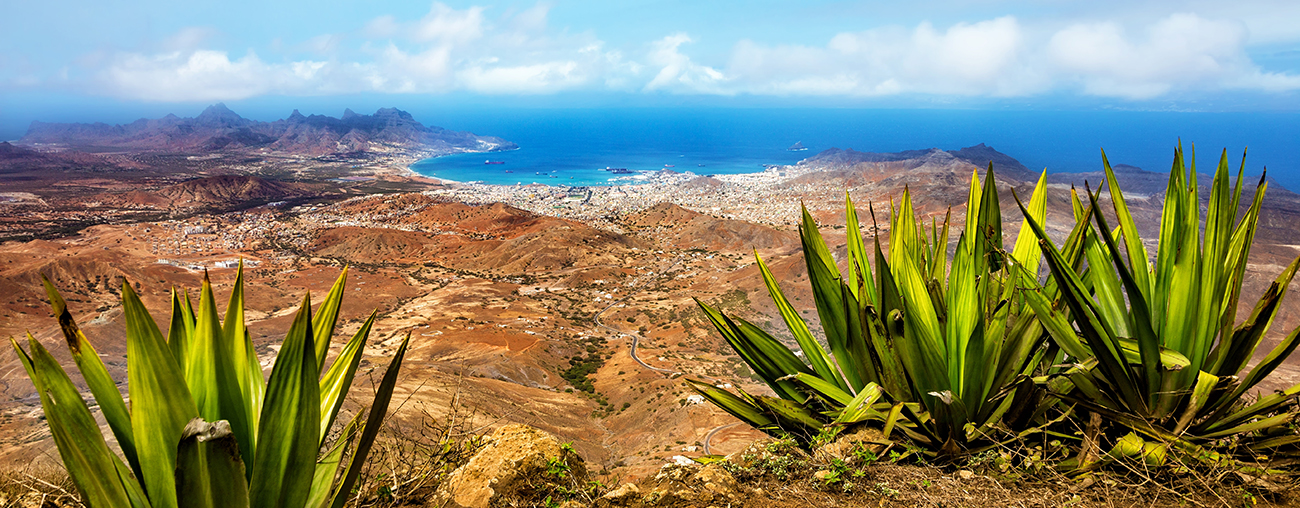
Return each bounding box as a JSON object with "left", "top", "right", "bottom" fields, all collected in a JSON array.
[{"left": 20, "top": 104, "right": 517, "bottom": 156}]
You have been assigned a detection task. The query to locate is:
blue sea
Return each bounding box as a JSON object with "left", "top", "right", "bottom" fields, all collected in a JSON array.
[{"left": 408, "top": 109, "right": 1300, "bottom": 191}]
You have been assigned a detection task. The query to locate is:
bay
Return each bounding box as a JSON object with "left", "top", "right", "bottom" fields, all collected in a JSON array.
[{"left": 408, "top": 108, "right": 1300, "bottom": 190}]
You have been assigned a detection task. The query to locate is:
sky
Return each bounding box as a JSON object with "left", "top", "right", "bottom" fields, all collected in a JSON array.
[{"left": 3, "top": 0, "right": 1300, "bottom": 134}]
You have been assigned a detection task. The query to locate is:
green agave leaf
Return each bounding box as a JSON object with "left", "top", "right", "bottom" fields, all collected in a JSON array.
[
  {"left": 250, "top": 294, "right": 321, "bottom": 508},
  {"left": 1172, "top": 371, "right": 1219, "bottom": 435},
  {"left": 1217, "top": 324, "right": 1300, "bottom": 416},
  {"left": 755, "top": 396, "right": 825, "bottom": 433},
  {"left": 122, "top": 281, "right": 200, "bottom": 508},
  {"left": 695, "top": 298, "right": 811, "bottom": 402},
  {"left": 307, "top": 412, "right": 363, "bottom": 508},
  {"left": 312, "top": 267, "right": 349, "bottom": 369},
  {"left": 754, "top": 252, "right": 844, "bottom": 393},
  {"left": 686, "top": 379, "right": 776, "bottom": 430},
  {"left": 114, "top": 453, "right": 152, "bottom": 508},
  {"left": 328, "top": 333, "right": 410, "bottom": 508},
  {"left": 832, "top": 383, "right": 886, "bottom": 425},
  {"left": 1198, "top": 413, "right": 1293, "bottom": 440},
  {"left": 1085, "top": 184, "right": 1164, "bottom": 406},
  {"left": 1016, "top": 190, "right": 1145, "bottom": 416},
  {"left": 1010, "top": 171, "right": 1048, "bottom": 276},
  {"left": 845, "top": 193, "right": 878, "bottom": 308},
  {"left": 800, "top": 204, "right": 857, "bottom": 390},
  {"left": 1101, "top": 149, "right": 1154, "bottom": 309},
  {"left": 168, "top": 289, "right": 193, "bottom": 366},
  {"left": 782, "top": 372, "right": 854, "bottom": 406},
  {"left": 174, "top": 419, "right": 251, "bottom": 508},
  {"left": 1200, "top": 383, "right": 1300, "bottom": 435},
  {"left": 224, "top": 262, "right": 265, "bottom": 445},
  {"left": 318, "top": 311, "right": 376, "bottom": 444},
  {"left": 12, "top": 336, "right": 135, "bottom": 508},
  {"left": 1193, "top": 151, "right": 1237, "bottom": 373},
  {"left": 40, "top": 275, "right": 139, "bottom": 480},
  {"left": 1206, "top": 174, "right": 1270, "bottom": 376},
  {"left": 189, "top": 273, "right": 256, "bottom": 476}
]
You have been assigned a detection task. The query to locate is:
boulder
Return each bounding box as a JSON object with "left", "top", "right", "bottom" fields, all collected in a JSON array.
[{"left": 432, "top": 424, "right": 588, "bottom": 508}]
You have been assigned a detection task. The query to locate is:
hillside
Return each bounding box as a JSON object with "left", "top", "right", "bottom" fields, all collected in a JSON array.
[{"left": 156, "top": 175, "right": 308, "bottom": 207}]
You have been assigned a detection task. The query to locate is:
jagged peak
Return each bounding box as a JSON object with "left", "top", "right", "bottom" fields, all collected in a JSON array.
[
  {"left": 288, "top": 109, "right": 306, "bottom": 121},
  {"left": 196, "top": 103, "right": 245, "bottom": 125},
  {"left": 342, "top": 108, "right": 359, "bottom": 120},
  {"left": 374, "top": 107, "right": 416, "bottom": 121}
]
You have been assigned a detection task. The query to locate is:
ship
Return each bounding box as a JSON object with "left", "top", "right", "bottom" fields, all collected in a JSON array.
[
  {"left": 664, "top": 164, "right": 675, "bottom": 168},
  {"left": 605, "top": 167, "right": 634, "bottom": 174},
  {"left": 485, "top": 160, "right": 505, "bottom": 165},
  {"left": 787, "top": 141, "right": 808, "bottom": 151}
]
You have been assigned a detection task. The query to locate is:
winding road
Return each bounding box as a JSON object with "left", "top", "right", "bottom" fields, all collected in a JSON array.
[
  {"left": 702, "top": 422, "right": 743, "bottom": 455},
  {"left": 591, "top": 256, "right": 684, "bottom": 376},
  {"left": 588, "top": 253, "right": 753, "bottom": 456}
]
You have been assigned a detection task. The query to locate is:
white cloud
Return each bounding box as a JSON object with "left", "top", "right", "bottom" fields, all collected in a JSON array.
[
  {"left": 1048, "top": 13, "right": 1300, "bottom": 98},
  {"left": 101, "top": 50, "right": 307, "bottom": 102},
  {"left": 644, "top": 34, "right": 728, "bottom": 94},
  {"left": 412, "top": 3, "right": 485, "bottom": 45},
  {"left": 725, "top": 16, "right": 1045, "bottom": 97},
  {"left": 78, "top": 8, "right": 1300, "bottom": 103}
]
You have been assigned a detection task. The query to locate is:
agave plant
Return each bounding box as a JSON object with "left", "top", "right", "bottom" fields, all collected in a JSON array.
[
  {"left": 12, "top": 264, "right": 410, "bottom": 508},
  {"left": 692, "top": 167, "right": 1074, "bottom": 458},
  {"left": 1018, "top": 145, "right": 1300, "bottom": 467}
]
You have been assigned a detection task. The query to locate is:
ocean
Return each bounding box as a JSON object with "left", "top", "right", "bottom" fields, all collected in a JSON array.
[{"left": 409, "top": 108, "right": 1300, "bottom": 191}]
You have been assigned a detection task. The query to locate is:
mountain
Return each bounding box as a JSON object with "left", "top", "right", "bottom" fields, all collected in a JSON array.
[
  {"left": 156, "top": 175, "right": 307, "bottom": 207},
  {"left": 803, "top": 143, "right": 1036, "bottom": 181},
  {"left": 20, "top": 104, "right": 517, "bottom": 156}
]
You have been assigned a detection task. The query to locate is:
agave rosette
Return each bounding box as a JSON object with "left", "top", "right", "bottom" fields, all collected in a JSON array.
[
  {"left": 1017, "top": 145, "right": 1300, "bottom": 467},
  {"left": 692, "top": 167, "right": 1077, "bottom": 458},
  {"left": 12, "top": 264, "right": 409, "bottom": 508}
]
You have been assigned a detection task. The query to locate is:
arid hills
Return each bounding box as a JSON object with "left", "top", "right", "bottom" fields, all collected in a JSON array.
[
  {"left": 0, "top": 129, "right": 1298, "bottom": 487},
  {"left": 0, "top": 105, "right": 517, "bottom": 242}
]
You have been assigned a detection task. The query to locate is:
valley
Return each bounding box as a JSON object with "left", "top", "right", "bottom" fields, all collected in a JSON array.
[{"left": 3, "top": 135, "right": 1300, "bottom": 486}]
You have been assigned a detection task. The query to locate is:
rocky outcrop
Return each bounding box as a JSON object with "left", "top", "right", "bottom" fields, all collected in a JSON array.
[
  {"left": 433, "top": 424, "right": 589, "bottom": 508},
  {"left": 597, "top": 463, "right": 745, "bottom": 507}
]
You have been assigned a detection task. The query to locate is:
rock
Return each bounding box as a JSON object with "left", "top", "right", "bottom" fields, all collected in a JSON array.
[
  {"left": 814, "top": 426, "right": 888, "bottom": 464},
  {"left": 601, "top": 483, "right": 641, "bottom": 503},
  {"left": 599, "top": 462, "right": 742, "bottom": 507},
  {"left": 432, "top": 424, "right": 587, "bottom": 508},
  {"left": 958, "top": 469, "right": 975, "bottom": 480},
  {"left": 693, "top": 463, "right": 738, "bottom": 497}
]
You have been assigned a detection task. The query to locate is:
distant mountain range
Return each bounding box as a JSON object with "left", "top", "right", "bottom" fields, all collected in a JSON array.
[{"left": 20, "top": 104, "right": 517, "bottom": 156}]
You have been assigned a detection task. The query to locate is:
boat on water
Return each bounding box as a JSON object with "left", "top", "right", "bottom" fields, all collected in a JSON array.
[
  {"left": 787, "top": 141, "right": 808, "bottom": 151},
  {"left": 605, "top": 167, "right": 634, "bottom": 174},
  {"left": 504, "top": 170, "right": 512, "bottom": 173},
  {"left": 485, "top": 160, "right": 505, "bottom": 165},
  {"left": 664, "top": 164, "right": 675, "bottom": 168}
]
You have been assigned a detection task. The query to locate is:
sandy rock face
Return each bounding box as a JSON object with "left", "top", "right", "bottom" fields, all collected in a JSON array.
[
  {"left": 433, "top": 424, "right": 588, "bottom": 508},
  {"left": 597, "top": 462, "right": 743, "bottom": 507}
]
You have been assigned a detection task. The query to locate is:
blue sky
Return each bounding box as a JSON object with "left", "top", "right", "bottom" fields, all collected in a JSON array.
[{"left": 3, "top": 0, "right": 1300, "bottom": 134}]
